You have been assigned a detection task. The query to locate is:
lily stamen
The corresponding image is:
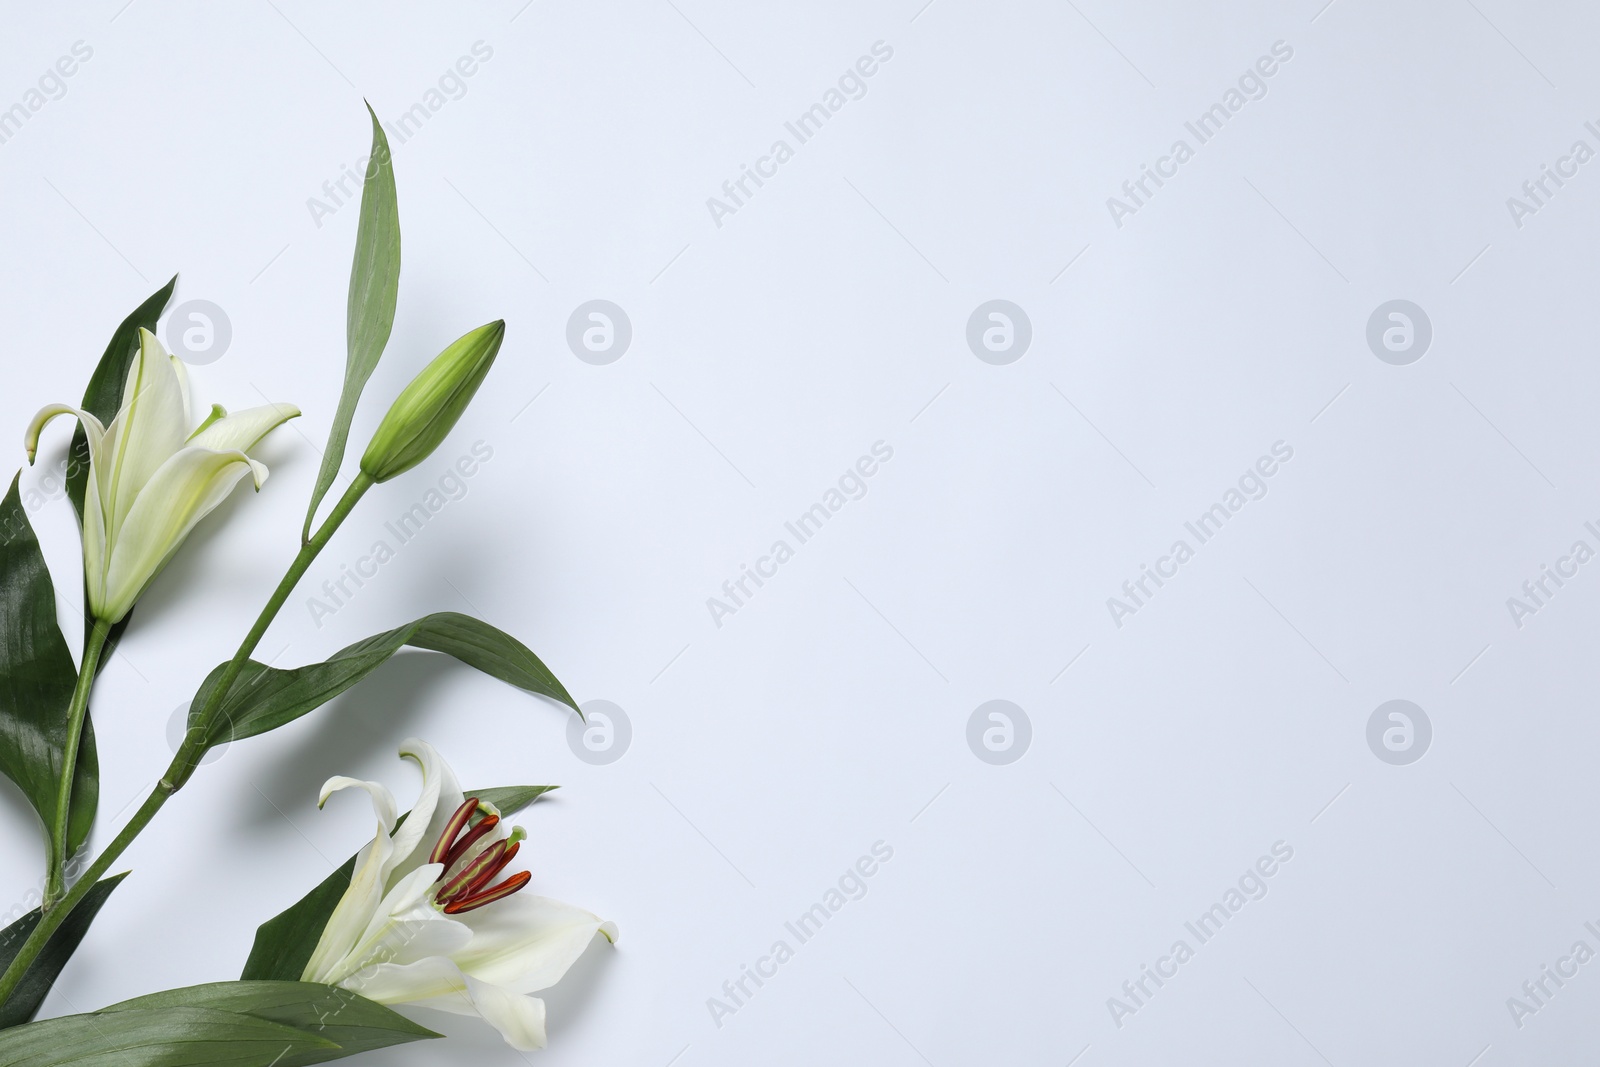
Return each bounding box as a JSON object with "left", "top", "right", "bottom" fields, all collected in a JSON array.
[
  {"left": 428, "top": 797, "right": 480, "bottom": 866},
  {"left": 438, "top": 838, "right": 517, "bottom": 905},
  {"left": 441, "top": 812, "right": 500, "bottom": 870},
  {"left": 442, "top": 870, "right": 533, "bottom": 915}
]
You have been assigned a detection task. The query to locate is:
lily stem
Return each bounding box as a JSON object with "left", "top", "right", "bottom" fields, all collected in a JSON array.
[
  {"left": 168, "top": 472, "right": 374, "bottom": 791},
  {"left": 43, "top": 617, "right": 112, "bottom": 910},
  {"left": 0, "top": 474, "right": 373, "bottom": 1008}
]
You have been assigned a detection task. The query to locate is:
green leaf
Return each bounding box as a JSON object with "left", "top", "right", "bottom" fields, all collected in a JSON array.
[
  {"left": 0, "top": 980, "right": 436, "bottom": 1066},
  {"left": 304, "top": 103, "right": 400, "bottom": 542},
  {"left": 239, "top": 855, "right": 353, "bottom": 984},
  {"left": 0, "top": 1006, "right": 337, "bottom": 1066},
  {"left": 0, "top": 475, "right": 97, "bottom": 859},
  {"left": 477, "top": 784, "right": 559, "bottom": 816},
  {"left": 190, "top": 612, "right": 577, "bottom": 750},
  {"left": 104, "top": 981, "right": 438, "bottom": 1066},
  {"left": 241, "top": 783, "right": 554, "bottom": 982},
  {"left": 0, "top": 874, "right": 126, "bottom": 1029}
]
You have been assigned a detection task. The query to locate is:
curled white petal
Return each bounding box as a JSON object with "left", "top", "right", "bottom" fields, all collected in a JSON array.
[
  {"left": 24, "top": 403, "right": 105, "bottom": 464},
  {"left": 187, "top": 402, "right": 300, "bottom": 452},
  {"left": 319, "top": 776, "right": 398, "bottom": 832},
  {"left": 387, "top": 738, "right": 465, "bottom": 883}
]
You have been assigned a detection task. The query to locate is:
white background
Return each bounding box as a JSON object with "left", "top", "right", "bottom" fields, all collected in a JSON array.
[{"left": 2, "top": 1, "right": 1599, "bottom": 1064}]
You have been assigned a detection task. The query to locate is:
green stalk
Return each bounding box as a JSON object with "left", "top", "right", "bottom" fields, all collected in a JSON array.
[
  {"left": 167, "top": 473, "right": 373, "bottom": 790},
  {"left": 43, "top": 618, "right": 112, "bottom": 909},
  {"left": 0, "top": 474, "right": 373, "bottom": 1008}
]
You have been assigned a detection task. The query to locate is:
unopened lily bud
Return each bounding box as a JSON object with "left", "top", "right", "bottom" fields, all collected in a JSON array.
[{"left": 360, "top": 320, "right": 504, "bottom": 482}]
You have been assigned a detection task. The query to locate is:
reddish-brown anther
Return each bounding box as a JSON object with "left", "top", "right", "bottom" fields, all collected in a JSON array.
[
  {"left": 428, "top": 797, "right": 480, "bottom": 866},
  {"left": 438, "top": 839, "right": 510, "bottom": 905},
  {"left": 441, "top": 870, "right": 532, "bottom": 914},
  {"left": 441, "top": 813, "right": 500, "bottom": 871},
  {"left": 465, "top": 841, "right": 520, "bottom": 897}
]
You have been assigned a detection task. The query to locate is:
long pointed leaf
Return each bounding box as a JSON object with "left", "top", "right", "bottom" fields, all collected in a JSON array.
[
  {"left": 0, "top": 874, "right": 126, "bottom": 1029},
  {"left": 241, "top": 784, "right": 555, "bottom": 982},
  {"left": 104, "top": 981, "right": 438, "bottom": 1066},
  {"left": 0, "top": 1006, "right": 337, "bottom": 1066},
  {"left": 304, "top": 103, "right": 400, "bottom": 541},
  {"left": 190, "top": 612, "right": 576, "bottom": 749},
  {"left": 0, "top": 476, "right": 96, "bottom": 858}
]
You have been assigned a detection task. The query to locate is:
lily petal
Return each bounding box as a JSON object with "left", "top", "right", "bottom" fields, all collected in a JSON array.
[
  {"left": 169, "top": 353, "right": 191, "bottom": 421},
  {"left": 450, "top": 893, "right": 616, "bottom": 993},
  {"left": 97, "top": 329, "right": 189, "bottom": 542},
  {"left": 386, "top": 739, "right": 466, "bottom": 887},
  {"left": 319, "top": 776, "right": 398, "bottom": 832},
  {"left": 94, "top": 445, "right": 267, "bottom": 621},
  {"left": 457, "top": 975, "right": 548, "bottom": 1052},
  {"left": 345, "top": 960, "right": 549, "bottom": 1052},
  {"left": 335, "top": 864, "right": 471, "bottom": 983},
  {"left": 24, "top": 403, "right": 106, "bottom": 465},
  {"left": 187, "top": 402, "right": 300, "bottom": 453},
  {"left": 303, "top": 779, "right": 402, "bottom": 985},
  {"left": 24, "top": 404, "right": 111, "bottom": 600}
]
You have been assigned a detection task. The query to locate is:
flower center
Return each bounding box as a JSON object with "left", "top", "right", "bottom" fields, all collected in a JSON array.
[{"left": 427, "top": 796, "right": 532, "bottom": 914}]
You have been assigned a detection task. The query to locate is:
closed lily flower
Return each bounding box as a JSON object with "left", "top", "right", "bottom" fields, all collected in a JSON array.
[
  {"left": 24, "top": 327, "right": 298, "bottom": 624},
  {"left": 304, "top": 739, "right": 616, "bottom": 1052}
]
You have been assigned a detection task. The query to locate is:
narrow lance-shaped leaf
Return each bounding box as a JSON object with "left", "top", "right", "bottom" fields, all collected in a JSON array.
[
  {"left": 0, "top": 1006, "right": 337, "bottom": 1067},
  {"left": 68, "top": 276, "right": 177, "bottom": 676},
  {"left": 0, "top": 475, "right": 97, "bottom": 860},
  {"left": 241, "top": 785, "right": 556, "bottom": 982},
  {"left": 0, "top": 874, "right": 126, "bottom": 1029},
  {"left": 189, "top": 611, "right": 578, "bottom": 750},
  {"left": 0, "top": 980, "right": 436, "bottom": 1065},
  {"left": 103, "top": 981, "right": 440, "bottom": 1066},
  {"left": 304, "top": 102, "right": 400, "bottom": 542}
]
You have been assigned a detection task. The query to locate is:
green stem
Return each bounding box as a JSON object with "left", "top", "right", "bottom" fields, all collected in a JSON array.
[
  {"left": 0, "top": 474, "right": 374, "bottom": 1007},
  {"left": 167, "top": 473, "right": 373, "bottom": 791},
  {"left": 44, "top": 618, "right": 112, "bottom": 910}
]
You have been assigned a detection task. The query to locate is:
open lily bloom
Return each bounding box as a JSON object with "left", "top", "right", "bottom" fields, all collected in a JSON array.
[
  {"left": 305, "top": 739, "right": 616, "bottom": 1051},
  {"left": 24, "top": 327, "right": 298, "bottom": 623}
]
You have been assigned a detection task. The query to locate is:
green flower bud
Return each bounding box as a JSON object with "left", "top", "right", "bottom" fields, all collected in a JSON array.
[{"left": 360, "top": 320, "right": 504, "bottom": 482}]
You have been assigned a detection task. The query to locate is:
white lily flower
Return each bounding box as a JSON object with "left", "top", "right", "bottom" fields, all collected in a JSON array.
[
  {"left": 304, "top": 739, "right": 616, "bottom": 1052},
  {"left": 24, "top": 327, "right": 299, "bottom": 623}
]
